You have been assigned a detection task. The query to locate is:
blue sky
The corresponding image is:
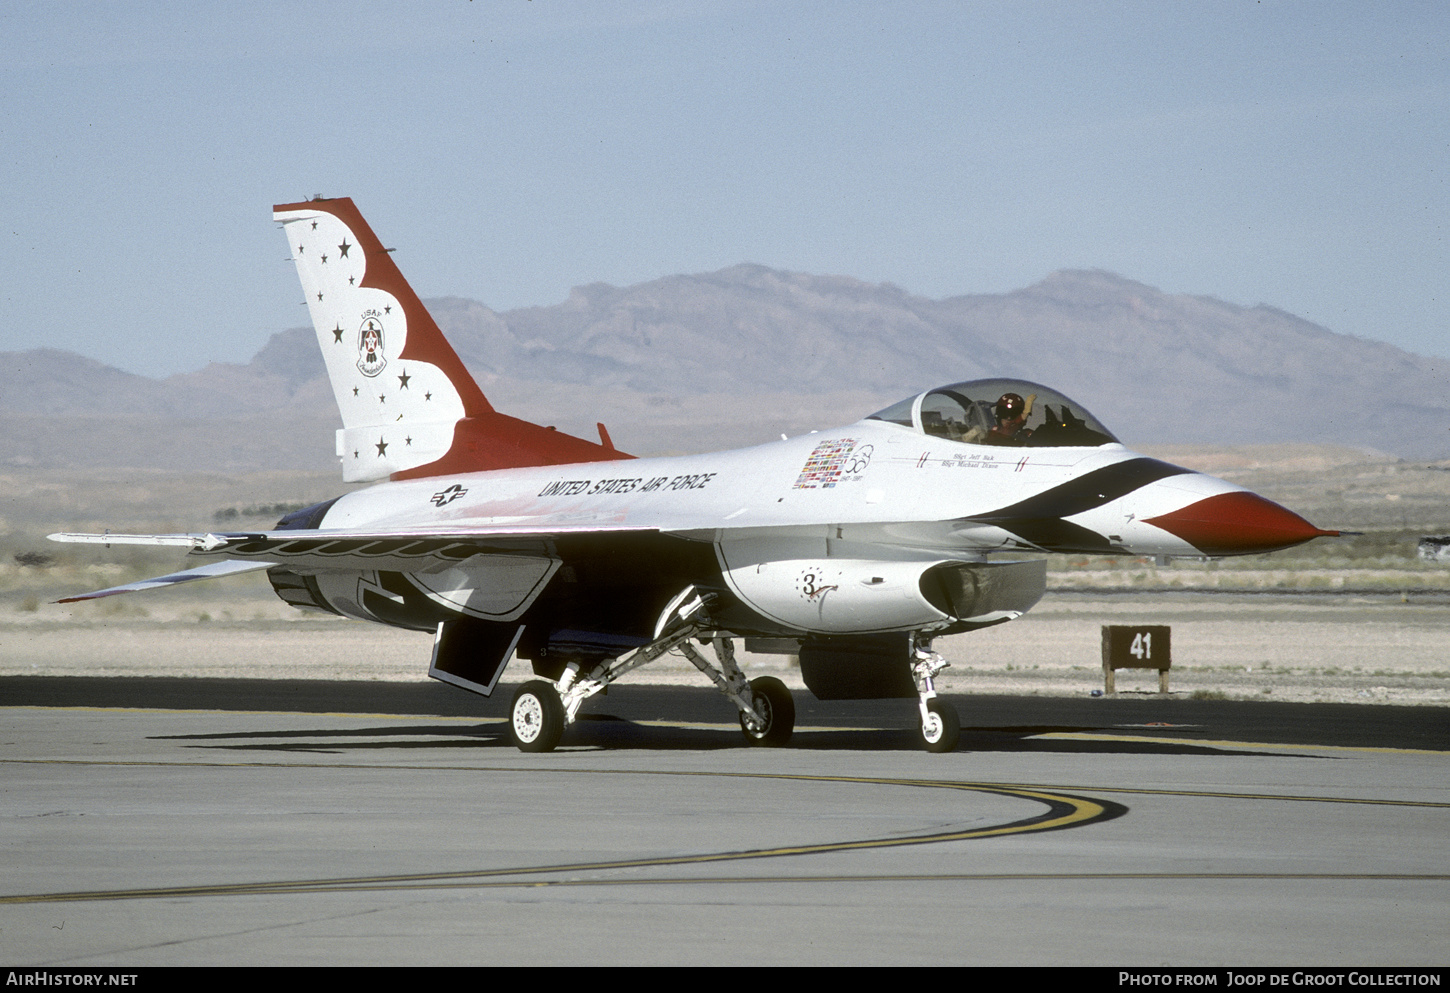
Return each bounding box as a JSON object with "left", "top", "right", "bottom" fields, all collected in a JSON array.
[{"left": 3, "top": 1, "right": 1446, "bottom": 377}]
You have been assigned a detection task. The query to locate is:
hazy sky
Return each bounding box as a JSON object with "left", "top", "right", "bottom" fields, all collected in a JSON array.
[{"left": 3, "top": 1, "right": 1446, "bottom": 377}]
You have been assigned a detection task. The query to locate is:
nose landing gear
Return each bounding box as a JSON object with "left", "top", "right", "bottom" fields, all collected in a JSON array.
[{"left": 913, "top": 644, "right": 960, "bottom": 753}]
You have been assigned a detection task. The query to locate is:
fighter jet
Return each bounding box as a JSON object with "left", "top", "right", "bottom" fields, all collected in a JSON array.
[{"left": 51, "top": 198, "right": 1338, "bottom": 753}]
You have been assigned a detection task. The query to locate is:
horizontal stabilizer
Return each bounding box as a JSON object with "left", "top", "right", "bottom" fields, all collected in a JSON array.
[{"left": 55, "top": 560, "right": 277, "bottom": 603}]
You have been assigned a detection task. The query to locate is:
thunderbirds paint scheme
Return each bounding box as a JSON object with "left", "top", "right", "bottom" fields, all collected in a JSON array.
[{"left": 51, "top": 198, "right": 1338, "bottom": 752}]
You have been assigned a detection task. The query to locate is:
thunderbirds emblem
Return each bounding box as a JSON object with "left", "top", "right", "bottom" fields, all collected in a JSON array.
[{"left": 357, "top": 315, "right": 387, "bottom": 377}]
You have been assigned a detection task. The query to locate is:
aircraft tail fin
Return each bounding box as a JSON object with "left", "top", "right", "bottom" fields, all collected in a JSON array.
[{"left": 273, "top": 198, "right": 630, "bottom": 481}]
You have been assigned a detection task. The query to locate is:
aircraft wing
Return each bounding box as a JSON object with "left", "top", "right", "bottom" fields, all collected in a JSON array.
[{"left": 50, "top": 522, "right": 664, "bottom": 576}]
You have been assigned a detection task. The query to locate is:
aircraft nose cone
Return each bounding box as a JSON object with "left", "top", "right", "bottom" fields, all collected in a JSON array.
[{"left": 1144, "top": 491, "right": 1338, "bottom": 555}]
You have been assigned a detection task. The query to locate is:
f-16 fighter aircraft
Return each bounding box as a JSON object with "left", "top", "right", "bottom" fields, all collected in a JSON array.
[{"left": 51, "top": 198, "right": 1339, "bottom": 753}]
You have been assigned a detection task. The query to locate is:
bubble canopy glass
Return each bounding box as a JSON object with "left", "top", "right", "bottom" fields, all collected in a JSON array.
[{"left": 866, "top": 378, "right": 1119, "bottom": 448}]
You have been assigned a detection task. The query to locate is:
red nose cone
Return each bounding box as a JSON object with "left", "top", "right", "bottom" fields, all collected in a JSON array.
[{"left": 1145, "top": 492, "right": 1338, "bottom": 555}]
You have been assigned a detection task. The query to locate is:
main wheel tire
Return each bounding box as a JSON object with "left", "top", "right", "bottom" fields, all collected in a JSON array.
[
  {"left": 509, "top": 680, "right": 565, "bottom": 753},
  {"left": 740, "top": 676, "right": 795, "bottom": 747},
  {"left": 919, "top": 698, "right": 960, "bottom": 753}
]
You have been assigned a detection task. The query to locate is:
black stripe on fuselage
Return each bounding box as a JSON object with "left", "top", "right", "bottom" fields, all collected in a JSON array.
[
  {"left": 989, "top": 517, "right": 1117, "bottom": 553},
  {"left": 966, "top": 457, "right": 1193, "bottom": 553}
]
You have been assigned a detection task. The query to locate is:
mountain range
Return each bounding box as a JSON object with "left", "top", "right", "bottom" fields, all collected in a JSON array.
[{"left": 5, "top": 267, "right": 1447, "bottom": 471}]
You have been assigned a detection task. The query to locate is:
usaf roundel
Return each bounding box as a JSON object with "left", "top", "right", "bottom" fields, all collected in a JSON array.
[{"left": 357, "top": 317, "right": 387, "bottom": 377}]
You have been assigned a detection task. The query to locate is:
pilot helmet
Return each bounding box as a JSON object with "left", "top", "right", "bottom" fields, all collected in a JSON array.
[{"left": 994, "top": 393, "right": 1026, "bottom": 421}]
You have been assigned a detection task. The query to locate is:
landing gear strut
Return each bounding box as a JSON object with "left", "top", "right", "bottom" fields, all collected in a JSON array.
[
  {"left": 503, "top": 587, "right": 795, "bottom": 752},
  {"left": 912, "top": 642, "right": 960, "bottom": 753},
  {"left": 676, "top": 635, "right": 794, "bottom": 746}
]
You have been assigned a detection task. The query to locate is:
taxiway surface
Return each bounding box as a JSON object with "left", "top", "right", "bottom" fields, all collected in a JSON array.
[{"left": 2, "top": 679, "right": 1446, "bottom": 966}]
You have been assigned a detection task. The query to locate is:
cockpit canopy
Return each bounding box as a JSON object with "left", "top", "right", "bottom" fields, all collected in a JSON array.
[{"left": 867, "top": 378, "right": 1119, "bottom": 448}]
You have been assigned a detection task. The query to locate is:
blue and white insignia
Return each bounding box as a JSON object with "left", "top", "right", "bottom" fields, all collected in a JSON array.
[
  {"left": 431, "top": 483, "right": 468, "bottom": 507},
  {"left": 357, "top": 314, "right": 387, "bottom": 377}
]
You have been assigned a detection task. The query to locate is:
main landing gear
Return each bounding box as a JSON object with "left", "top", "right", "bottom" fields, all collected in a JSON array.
[
  {"left": 738, "top": 675, "right": 795, "bottom": 747},
  {"left": 503, "top": 591, "right": 958, "bottom": 755},
  {"left": 508, "top": 680, "right": 566, "bottom": 753},
  {"left": 504, "top": 587, "right": 795, "bottom": 753}
]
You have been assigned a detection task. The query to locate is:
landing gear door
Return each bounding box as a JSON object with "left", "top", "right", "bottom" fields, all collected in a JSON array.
[{"left": 428, "top": 620, "right": 525, "bottom": 697}]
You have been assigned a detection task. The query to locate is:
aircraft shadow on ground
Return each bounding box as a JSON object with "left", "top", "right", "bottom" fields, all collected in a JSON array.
[{"left": 152, "top": 717, "right": 1305, "bottom": 757}]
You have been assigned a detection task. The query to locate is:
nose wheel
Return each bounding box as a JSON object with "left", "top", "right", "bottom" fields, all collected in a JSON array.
[{"left": 919, "top": 698, "right": 960, "bottom": 753}]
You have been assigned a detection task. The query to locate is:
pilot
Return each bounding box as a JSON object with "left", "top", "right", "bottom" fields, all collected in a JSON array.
[{"left": 986, "top": 392, "right": 1032, "bottom": 446}]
